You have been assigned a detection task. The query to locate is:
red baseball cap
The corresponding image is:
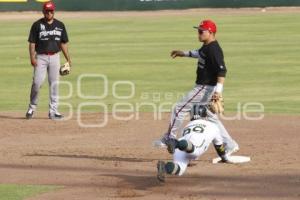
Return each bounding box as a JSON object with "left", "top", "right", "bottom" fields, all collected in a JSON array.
[
  {"left": 194, "top": 20, "right": 217, "bottom": 33},
  {"left": 43, "top": 1, "right": 55, "bottom": 11}
]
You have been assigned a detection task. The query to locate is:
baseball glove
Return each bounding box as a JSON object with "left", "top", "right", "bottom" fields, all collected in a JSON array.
[
  {"left": 60, "top": 62, "right": 70, "bottom": 76},
  {"left": 208, "top": 96, "right": 224, "bottom": 114}
]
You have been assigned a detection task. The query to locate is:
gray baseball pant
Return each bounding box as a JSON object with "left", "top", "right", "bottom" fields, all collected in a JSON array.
[
  {"left": 28, "top": 53, "right": 60, "bottom": 114},
  {"left": 167, "top": 84, "right": 236, "bottom": 147}
]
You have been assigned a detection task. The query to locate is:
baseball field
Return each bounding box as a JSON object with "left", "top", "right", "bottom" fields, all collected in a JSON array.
[{"left": 0, "top": 7, "right": 300, "bottom": 200}]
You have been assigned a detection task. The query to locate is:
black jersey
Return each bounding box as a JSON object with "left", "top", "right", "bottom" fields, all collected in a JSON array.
[
  {"left": 188, "top": 41, "right": 227, "bottom": 86},
  {"left": 28, "top": 18, "right": 69, "bottom": 54}
]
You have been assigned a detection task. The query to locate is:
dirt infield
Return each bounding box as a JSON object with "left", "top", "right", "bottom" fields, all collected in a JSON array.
[{"left": 0, "top": 112, "right": 299, "bottom": 200}]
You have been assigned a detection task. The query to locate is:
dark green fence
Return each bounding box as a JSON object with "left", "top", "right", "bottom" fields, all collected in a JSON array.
[{"left": 1, "top": 0, "right": 300, "bottom": 11}]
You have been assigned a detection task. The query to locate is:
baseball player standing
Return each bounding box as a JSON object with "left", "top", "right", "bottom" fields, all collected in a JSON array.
[
  {"left": 154, "top": 19, "right": 239, "bottom": 154},
  {"left": 25, "top": 1, "right": 71, "bottom": 120}
]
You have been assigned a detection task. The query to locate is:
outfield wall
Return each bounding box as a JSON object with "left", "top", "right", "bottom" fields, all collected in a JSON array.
[{"left": 0, "top": 0, "right": 300, "bottom": 11}]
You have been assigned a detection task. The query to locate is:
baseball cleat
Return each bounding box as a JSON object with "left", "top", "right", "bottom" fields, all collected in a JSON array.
[
  {"left": 157, "top": 161, "right": 166, "bottom": 182},
  {"left": 48, "top": 112, "right": 64, "bottom": 120},
  {"left": 25, "top": 109, "right": 34, "bottom": 119},
  {"left": 153, "top": 140, "right": 167, "bottom": 148},
  {"left": 153, "top": 135, "right": 169, "bottom": 148},
  {"left": 166, "top": 138, "right": 178, "bottom": 154},
  {"left": 225, "top": 140, "right": 239, "bottom": 156}
]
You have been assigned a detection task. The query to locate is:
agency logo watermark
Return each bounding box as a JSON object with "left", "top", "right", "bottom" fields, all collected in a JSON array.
[{"left": 53, "top": 74, "right": 265, "bottom": 127}]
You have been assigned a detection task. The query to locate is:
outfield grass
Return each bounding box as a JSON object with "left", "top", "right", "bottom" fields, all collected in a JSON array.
[
  {"left": 0, "top": 184, "right": 58, "bottom": 200},
  {"left": 0, "top": 12, "right": 299, "bottom": 114}
]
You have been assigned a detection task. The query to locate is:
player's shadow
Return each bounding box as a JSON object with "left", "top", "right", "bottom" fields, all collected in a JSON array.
[
  {"left": 1, "top": 160, "right": 299, "bottom": 198},
  {"left": 25, "top": 153, "right": 156, "bottom": 163},
  {"left": 101, "top": 173, "right": 159, "bottom": 190},
  {"left": 0, "top": 114, "right": 26, "bottom": 120},
  {"left": 0, "top": 114, "right": 49, "bottom": 120},
  {"left": 103, "top": 173, "right": 300, "bottom": 198}
]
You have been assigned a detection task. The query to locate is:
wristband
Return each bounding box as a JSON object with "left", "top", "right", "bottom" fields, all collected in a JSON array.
[
  {"left": 215, "top": 83, "right": 223, "bottom": 93},
  {"left": 183, "top": 51, "right": 190, "bottom": 57}
]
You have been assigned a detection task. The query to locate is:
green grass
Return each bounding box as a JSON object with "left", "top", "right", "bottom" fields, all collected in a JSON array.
[
  {"left": 0, "top": 12, "right": 299, "bottom": 114},
  {"left": 0, "top": 184, "right": 59, "bottom": 200}
]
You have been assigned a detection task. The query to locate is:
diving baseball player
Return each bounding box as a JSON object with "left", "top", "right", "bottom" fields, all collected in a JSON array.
[
  {"left": 154, "top": 19, "right": 238, "bottom": 155},
  {"left": 157, "top": 105, "right": 231, "bottom": 182},
  {"left": 25, "top": 1, "right": 71, "bottom": 120}
]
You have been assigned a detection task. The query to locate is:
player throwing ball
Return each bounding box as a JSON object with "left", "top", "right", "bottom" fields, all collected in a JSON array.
[
  {"left": 25, "top": 1, "right": 71, "bottom": 120},
  {"left": 157, "top": 105, "right": 231, "bottom": 182},
  {"left": 154, "top": 19, "right": 238, "bottom": 155}
]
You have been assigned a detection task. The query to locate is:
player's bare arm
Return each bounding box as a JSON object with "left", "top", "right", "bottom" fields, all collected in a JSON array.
[
  {"left": 170, "top": 50, "right": 185, "bottom": 58},
  {"left": 29, "top": 43, "right": 37, "bottom": 67},
  {"left": 60, "top": 42, "right": 71, "bottom": 65},
  {"left": 170, "top": 49, "right": 201, "bottom": 58}
]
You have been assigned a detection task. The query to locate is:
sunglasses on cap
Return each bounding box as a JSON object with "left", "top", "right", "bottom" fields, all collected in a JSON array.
[
  {"left": 198, "top": 29, "right": 209, "bottom": 35},
  {"left": 44, "top": 10, "right": 54, "bottom": 13}
]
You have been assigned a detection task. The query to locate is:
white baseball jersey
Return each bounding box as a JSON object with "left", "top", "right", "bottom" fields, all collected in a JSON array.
[{"left": 173, "top": 118, "right": 223, "bottom": 175}]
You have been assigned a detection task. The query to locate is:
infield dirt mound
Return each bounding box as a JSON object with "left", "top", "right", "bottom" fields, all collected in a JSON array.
[{"left": 0, "top": 112, "right": 299, "bottom": 200}]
